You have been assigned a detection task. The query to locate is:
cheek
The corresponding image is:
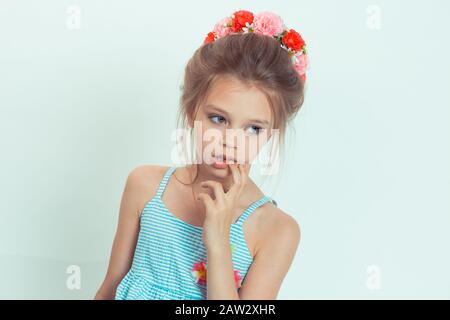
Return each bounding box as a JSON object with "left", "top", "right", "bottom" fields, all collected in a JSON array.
[
  {"left": 245, "top": 138, "right": 259, "bottom": 161},
  {"left": 194, "top": 121, "right": 224, "bottom": 156},
  {"left": 192, "top": 119, "right": 206, "bottom": 157},
  {"left": 245, "top": 135, "right": 270, "bottom": 162},
  {"left": 193, "top": 117, "right": 213, "bottom": 142}
]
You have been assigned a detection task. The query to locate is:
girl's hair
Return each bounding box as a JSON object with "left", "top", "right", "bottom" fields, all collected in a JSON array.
[{"left": 175, "top": 32, "right": 306, "bottom": 188}]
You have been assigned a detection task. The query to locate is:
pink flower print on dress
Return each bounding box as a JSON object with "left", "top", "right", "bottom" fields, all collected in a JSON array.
[
  {"left": 191, "top": 243, "right": 243, "bottom": 288},
  {"left": 234, "top": 269, "right": 243, "bottom": 288},
  {"left": 191, "top": 261, "right": 207, "bottom": 285}
]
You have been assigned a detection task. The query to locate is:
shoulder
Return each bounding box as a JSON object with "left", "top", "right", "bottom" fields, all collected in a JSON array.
[
  {"left": 261, "top": 205, "right": 301, "bottom": 241},
  {"left": 238, "top": 204, "right": 301, "bottom": 299},
  {"left": 123, "top": 164, "right": 171, "bottom": 215},
  {"left": 255, "top": 203, "right": 301, "bottom": 255},
  {"left": 126, "top": 164, "right": 169, "bottom": 186}
]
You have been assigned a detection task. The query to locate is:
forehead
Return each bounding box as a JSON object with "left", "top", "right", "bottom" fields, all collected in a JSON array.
[{"left": 203, "top": 75, "right": 272, "bottom": 122}]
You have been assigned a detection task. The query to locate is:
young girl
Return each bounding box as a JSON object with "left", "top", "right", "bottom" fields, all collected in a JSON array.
[{"left": 95, "top": 9, "right": 309, "bottom": 300}]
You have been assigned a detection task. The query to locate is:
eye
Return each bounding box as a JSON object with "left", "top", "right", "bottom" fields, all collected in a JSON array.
[
  {"left": 208, "top": 114, "right": 226, "bottom": 125},
  {"left": 246, "top": 125, "right": 263, "bottom": 135}
]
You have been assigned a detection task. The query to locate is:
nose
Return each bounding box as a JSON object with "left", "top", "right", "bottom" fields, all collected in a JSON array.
[
  {"left": 221, "top": 129, "right": 244, "bottom": 161},
  {"left": 221, "top": 127, "right": 245, "bottom": 149}
]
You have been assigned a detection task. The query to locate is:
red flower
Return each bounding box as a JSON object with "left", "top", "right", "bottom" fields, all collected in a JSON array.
[
  {"left": 191, "top": 260, "right": 243, "bottom": 289},
  {"left": 192, "top": 261, "right": 207, "bottom": 285},
  {"left": 300, "top": 74, "right": 307, "bottom": 82},
  {"left": 203, "top": 31, "right": 216, "bottom": 44},
  {"left": 282, "top": 29, "right": 306, "bottom": 52},
  {"left": 231, "top": 10, "right": 254, "bottom": 32},
  {"left": 234, "top": 270, "right": 243, "bottom": 288}
]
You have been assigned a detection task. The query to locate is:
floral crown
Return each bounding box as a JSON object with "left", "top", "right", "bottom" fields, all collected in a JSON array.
[{"left": 203, "top": 10, "right": 310, "bottom": 82}]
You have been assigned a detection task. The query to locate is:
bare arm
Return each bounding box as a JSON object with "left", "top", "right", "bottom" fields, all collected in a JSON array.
[
  {"left": 94, "top": 166, "right": 156, "bottom": 299},
  {"left": 237, "top": 212, "right": 301, "bottom": 299},
  {"left": 206, "top": 238, "right": 240, "bottom": 300}
]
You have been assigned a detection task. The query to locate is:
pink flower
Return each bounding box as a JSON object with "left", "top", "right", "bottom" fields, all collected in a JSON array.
[
  {"left": 191, "top": 259, "right": 243, "bottom": 289},
  {"left": 191, "top": 261, "right": 207, "bottom": 285},
  {"left": 234, "top": 269, "right": 243, "bottom": 288},
  {"left": 214, "top": 17, "right": 233, "bottom": 38},
  {"left": 293, "top": 53, "right": 309, "bottom": 76},
  {"left": 253, "top": 12, "right": 284, "bottom": 37}
]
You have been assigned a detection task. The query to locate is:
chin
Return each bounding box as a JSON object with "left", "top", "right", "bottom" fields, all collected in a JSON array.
[{"left": 204, "top": 162, "right": 230, "bottom": 177}]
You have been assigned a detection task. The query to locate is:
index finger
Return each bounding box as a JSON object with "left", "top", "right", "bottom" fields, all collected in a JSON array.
[
  {"left": 227, "top": 164, "right": 242, "bottom": 196},
  {"left": 238, "top": 163, "right": 249, "bottom": 188},
  {"left": 229, "top": 164, "right": 241, "bottom": 188}
]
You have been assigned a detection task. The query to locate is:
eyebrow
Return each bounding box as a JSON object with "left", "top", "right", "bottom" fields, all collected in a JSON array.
[{"left": 205, "top": 104, "right": 270, "bottom": 126}]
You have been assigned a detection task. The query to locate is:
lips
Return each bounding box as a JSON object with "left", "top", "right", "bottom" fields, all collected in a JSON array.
[{"left": 213, "top": 154, "right": 236, "bottom": 163}]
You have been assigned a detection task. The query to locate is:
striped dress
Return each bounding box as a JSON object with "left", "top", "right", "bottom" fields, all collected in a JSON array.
[{"left": 115, "top": 166, "right": 277, "bottom": 300}]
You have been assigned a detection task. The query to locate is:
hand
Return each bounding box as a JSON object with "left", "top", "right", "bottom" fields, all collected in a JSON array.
[{"left": 197, "top": 164, "right": 249, "bottom": 250}]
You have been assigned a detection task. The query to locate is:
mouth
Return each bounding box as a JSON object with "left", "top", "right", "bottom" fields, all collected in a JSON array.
[{"left": 212, "top": 154, "right": 236, "bottom": 164}]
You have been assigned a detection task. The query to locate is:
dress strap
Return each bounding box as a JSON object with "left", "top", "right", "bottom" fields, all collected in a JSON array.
[
  {"left": 154, "top": 166, "right": 177, "bottom": 199},
  {"left": 235, "top": 195, "right": 277, "bottom": 225}
]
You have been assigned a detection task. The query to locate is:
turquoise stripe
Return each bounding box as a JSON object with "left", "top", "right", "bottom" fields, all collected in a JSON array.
[
  {"left": 115, "top": 166, "right": 275, "bottom": 300},
  {"left": 141, "top": 206, "right": 254, "bottom": 261}
]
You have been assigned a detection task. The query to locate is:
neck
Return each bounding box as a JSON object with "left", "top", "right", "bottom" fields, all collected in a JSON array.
[{"left": 187, "top": 163, "right": 251, "bottom": 194}]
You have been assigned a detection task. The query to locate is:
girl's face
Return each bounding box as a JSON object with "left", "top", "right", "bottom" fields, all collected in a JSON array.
[{"left": 190, "top": 75, "right": 273, "bottom": 178}]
